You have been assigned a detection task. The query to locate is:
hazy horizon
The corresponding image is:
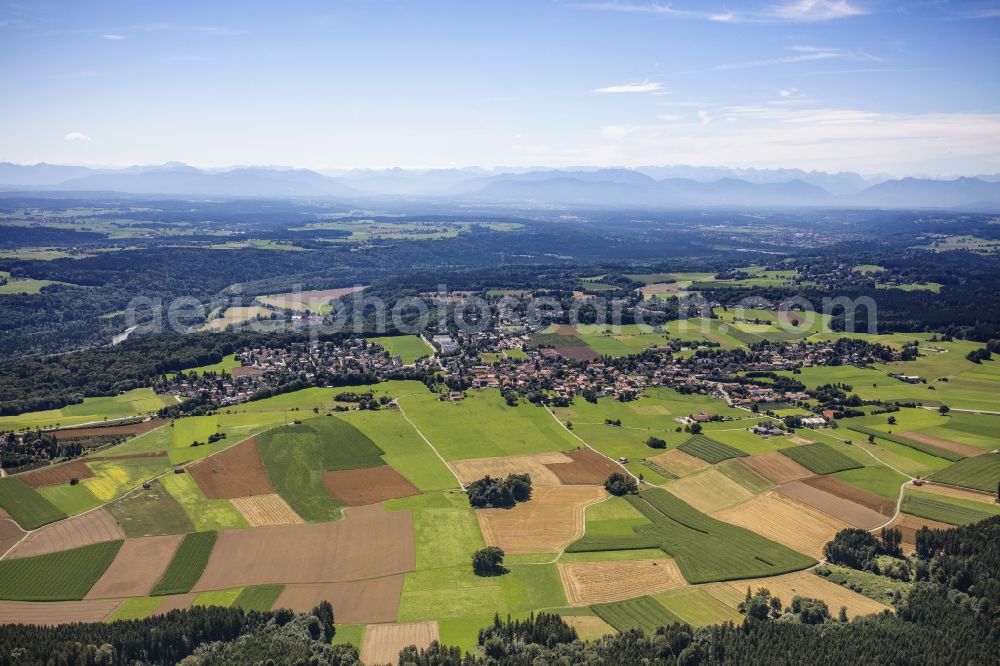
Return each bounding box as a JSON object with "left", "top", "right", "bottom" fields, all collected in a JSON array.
[{"left": 2, "top": 1, "right": 999, "bottom": 176}]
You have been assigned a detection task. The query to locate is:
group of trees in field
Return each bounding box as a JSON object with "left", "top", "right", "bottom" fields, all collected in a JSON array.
[
  {"left": 472, "top": 547, "right": 507, "bottom": 577},
  {"left": 823, "top": 527, "right": 903, "bottom": 571},
  {"left": 466, "top": 473, "right": 532, "bottom": 508},
  {"left": 604, "top": 472, "right": 639, "bottom": 496}
]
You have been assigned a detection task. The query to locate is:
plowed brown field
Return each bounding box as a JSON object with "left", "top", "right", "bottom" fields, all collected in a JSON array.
[
  {"left": 776, "top": 481, "right": 887, "bottom": 530},
  {"left": 0, "top": 600, "right": 122, "bottom": 625},
  {"left": 476, "top": 486, "right": 606, "bottom": 553},
  {"left": 801, "top": 475, "right": 895, "bottom": 515},
  {"left": 887, "top": 513, "right": 954, "bottom": 552},
  {"left": 193, "top": 503, "right": 414, "bottom": 590},
  {"left": 322, "top": 466, "right": 419, "bottom": 506},
  {"left": 712, "top": 491, "right": 848, "bottom": 557},
  {"left": 558, "top": 558, "right": 687, "bottom": 605},
  {"left": 52, "top": 419, "right": 169, "bottom": 440},
  {"left": 452, "top": 452, "right": 570, "bottom": 487},
  {"left": 706, "top": 570, "right": 889, "bottom": 620},
  {"left": 736, "top": 451, "right": 814, "bottom": 484},
  {"left": 546, "top": 448, "right": 624, "bottom": 485},
  {"left": 272, "top": 575, "right": 404, "bottom": 624},
  {"left": 0, "top": 518, "right": 25, "bottom": 557},
  {"left": 86, "top": 535, "right": 183, "bottom": 598},
  {"left": 188, "top": 438, "right": 274, "bottom": 499},
  {"left": 650, "top": 449, "right": 710, "bottom": 477},
  {"left": 8, "top": 508, "right": 124, "bottom": 559},
  {"left": 230, "top": 494, "right": 303, "bottom": 526},
  {"left": 362, "top": 621, "right": 440, "bottom": 666}
]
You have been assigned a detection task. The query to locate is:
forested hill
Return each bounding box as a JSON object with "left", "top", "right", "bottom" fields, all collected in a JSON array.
[{"left": 1, "top": 517, "right": 997, "bottom": 665}]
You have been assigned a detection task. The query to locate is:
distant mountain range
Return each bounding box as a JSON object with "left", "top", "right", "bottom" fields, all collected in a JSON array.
[{"left": 1, "top": 161, "right": 998, "bottom": 209}]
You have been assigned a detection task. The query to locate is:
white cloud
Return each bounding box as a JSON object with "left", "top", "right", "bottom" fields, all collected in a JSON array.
[
  {"left": 580, "top": 0, "right": 868, "bottom": 23},
  {"left": 586, "top": 106, "right": 1000, "bottom": 174},
  {"left": 698, "top": 110, "right": 713, "bottom": 124},
  {"left": 64, "top": 131, "right": 92, "bottom": 142},
  {"left": 101, "top": 33, "right": 125, "bottom": 40},
  {"left": 779, "top": 88, "right": 798, "bottom": 97},
  {"left": 715, "top": 46, "right": 878, "bottom": 70},
  {"left": 593, "top": 81, "right": 666, "bottom": 94},
  {"left": 766, "top": 0, "right": 868, "bottom": 22}
]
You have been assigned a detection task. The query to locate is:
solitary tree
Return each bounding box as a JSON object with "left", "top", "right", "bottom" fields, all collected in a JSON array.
[
  {"left": 646, "top": 436, "right": 667, "bottom": 449},
  {"left": 473, "top": 547, "right": 506, "bottom": 576}
]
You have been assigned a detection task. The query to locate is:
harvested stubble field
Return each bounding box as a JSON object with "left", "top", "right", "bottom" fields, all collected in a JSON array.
[
  {"left": 712, "top": 491, "right": 848, "bottom": 557},
  {"left": 649, "top": 449, "right": 710, "bottom": 477},
  {"left": 663, "top": 468, "right": 753, "bottom": 514},
  {"left": 188, "top": 438, "right": 274, "bottom": 499},
  {"left": 736, "top": 451, "right": 814, "bottom": 484},
  {"left": 558, "top": 558, "right": 686, "bottom": 605},
  {"left": 706, "top": 570, "right": 889, "bottom": 620},
  {"left": 230, "top": 494, "right": 303, "bottom": 526},
  {"left": 918, "top": 483, "right": 998, "bottom": 505},
  {"left": 150, "top": 593, "right": 198, "bottom": 615},
  {"left": 362, "top": 621, "right": 440, "bottom": 666},
  {"left": 0, "top": 599, "right": 123, "bottom": 625},
  {"left": 192, "top": 503, "right": 415, "bottom": 590},
  {"left": 85, "top": 535, "right": 183, "bottom": 598},
  {"left": 776, "top": 481, "right": 887, "bottom": 530},
  {"left": 452, "top": 452, "right": 570, "bottom": 487},
  {"left": 476, "top": 486, "right": 606, "bottom": 554},
  {"left": 7, "top": 508, "right": 124, "bottom": 559},
  {"left": 899, "top": 431, "right": 984, "bottom": 459},
  {"left": 546, "top": 447, "right": 624, "bottom": 485},
  {"left": 323, "top": 466, "right": 421, "bottom": 506},
  {"left": 273, "top": 575, "right": 405, "bottom": 624},
  {"left": 562, "top": 615, "right": 617, "bottom": 640}
]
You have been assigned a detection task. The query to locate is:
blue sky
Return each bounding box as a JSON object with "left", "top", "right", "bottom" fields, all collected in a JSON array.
[{"left": 1, "top": 0, "right": 998, "bottom": 175}]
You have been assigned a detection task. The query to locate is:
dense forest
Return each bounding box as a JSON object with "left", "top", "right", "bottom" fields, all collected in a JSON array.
[{"left": 2, "top": 517, "right": 996, "bottom": 665}]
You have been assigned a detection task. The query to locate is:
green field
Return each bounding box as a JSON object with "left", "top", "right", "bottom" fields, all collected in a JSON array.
[
  {"left": 0, "top": 477, "right": 67, "bottom": 529},
  {"left": 831, "top": 465, "right": 909, "bottom": 500},
  {"left": 256, "top": 416, "right": 387, "bottom": 521},
  {"left": 592, "top": 596, "right": 683, "bottom": 633},
  {"left": 779, "top": 442, "right": 864, "bottom": 475},
  {"left": 653, "top": 587, "right": 745, "bottom": 626},
  {"left": 160, "top": 472, "right": 248, "bottom": 532},
  {"left": 175, "top": 354, "right": 241, "bottom": 376},
  {"left": 151, "top": 531, "right": 217, "bottom": 596},
  {"left": 233, "top": 584, "right": 285, "bottom": 611},
  {"left": 398, "top": 388, "right": 579, "bottom": 460},
  {"left": 369, "top": 335, "right": 433, "bottom": 363},
  {"left": 900, "top": 492, "right": 1000, "bottom": 526},
  {"left": 0, "top": 541, "right": 123, "bottom": 601},
  {"left": 193, "top": 588, "right": 244, "bottom": 608},
  {"left": 108, "top": 596, "right": 168, "bottom": 621},
  {"left": 678, "top": 434, "right": 748, "bottom": 464},
  {"left": 0, "top": 388, "right": 174, "bottom": 432},
  {"left": 387, "top": 491, "right": 485, "bottom": 568},
  {"left": 337, "top": 409, "right": 458, "bottom": 491},
  {"left": 928, "top": 453, "right": 1000, "bottom": 492},
  {"left": 568, "top": 488, "right": 815, "bottom": 584},
  {"left": 107, "top": 479, "right": 196, "bottom": 536}
]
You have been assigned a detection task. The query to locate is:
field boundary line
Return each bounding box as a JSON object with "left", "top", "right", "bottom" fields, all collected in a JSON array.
[
  {"left": 392, "top": 398, "right": 464, "bottom": 490},
  {"left": 543, "top": 406, "right": 638, "bottom": 483}
]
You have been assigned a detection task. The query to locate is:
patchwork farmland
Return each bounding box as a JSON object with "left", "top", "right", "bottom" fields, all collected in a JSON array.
[{"left": 0, "top": 369, "right": 991, "bottom": 655}]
